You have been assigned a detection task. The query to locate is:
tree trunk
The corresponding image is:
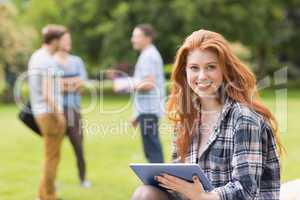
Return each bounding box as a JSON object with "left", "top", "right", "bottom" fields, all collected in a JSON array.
[
  {"left": 256, "top": 45, "right": 267, "bottom": 79},
  {"left": 1, "top": 63, "right": 16, "bottom": 103}
]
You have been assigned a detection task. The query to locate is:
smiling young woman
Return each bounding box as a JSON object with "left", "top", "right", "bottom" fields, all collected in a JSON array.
[{"left": 131, "top": 29, "right": 284, "bottom": 200}]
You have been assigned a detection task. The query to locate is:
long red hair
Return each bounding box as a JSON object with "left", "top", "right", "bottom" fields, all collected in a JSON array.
[{"left": 166, "top": 29, "right": 284, "bottom": 162}]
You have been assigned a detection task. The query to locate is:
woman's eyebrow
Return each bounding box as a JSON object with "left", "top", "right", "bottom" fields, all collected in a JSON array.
[
  {"left": 186, "top": 61, "right": 218, "bottom": 66},
  {"left": 205, "top": 61, "right": 218, "bottom": 65},
  {"left": 186, "top": 62, "right": 199, "bottom": 66}
]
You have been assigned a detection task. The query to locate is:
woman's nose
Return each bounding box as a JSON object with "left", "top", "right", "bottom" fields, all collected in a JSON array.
[{"left": 196, "top": 69, "right": 207, "bottom": 80}]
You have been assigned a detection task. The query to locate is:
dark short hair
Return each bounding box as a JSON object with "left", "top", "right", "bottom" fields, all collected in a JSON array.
[
  {"left": 136, "top": 24, "right": 156, "bottom": 39},
  {"left": 41, "top": 24, "right": 67, "bottom": 44}
]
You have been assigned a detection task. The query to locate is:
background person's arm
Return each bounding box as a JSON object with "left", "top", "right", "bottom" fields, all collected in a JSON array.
[
  {"left": 60, "top": 76, "right": 82, "bottom": 92},
  {"left": 133, "top": 55, "right": 157, "bottom": 92},
  {"left": 60, "top": 57, "right": 88, "bottom": 93},
  {"left": 112, "top": 74, "right": 155, "bottom": 93},
  {"left": 133, "top": 75, "right": 155, "bottom": 92},
  {"left": 77, "top": 56, "right": 88, "bottom": 94},
  {"left": 42, "top": 75, "right": 62, "bottom": 113}
]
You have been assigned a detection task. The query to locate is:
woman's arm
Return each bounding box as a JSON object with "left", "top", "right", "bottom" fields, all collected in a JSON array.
[
  {"left": 60, "top": 76, "right": 82, "bottom": 92},
  {"left": 60, "top": 57, "right": 87, "bottom": 92}
]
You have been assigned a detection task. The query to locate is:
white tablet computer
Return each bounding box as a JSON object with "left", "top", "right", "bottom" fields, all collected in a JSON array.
[{"left": 130, "top": 163, "right": 214, "bottom": 192}]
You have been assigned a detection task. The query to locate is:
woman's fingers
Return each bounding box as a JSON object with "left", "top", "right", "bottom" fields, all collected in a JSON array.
[
  {"left": 156, "top": 175, "right": 206, "bottom": 199},
  {"left": 162, "top": 174, "right": 186, "bottom": 186},
  {"left": 158, "top": 183, "right": 174, "bottom": 190},
  {"left": 156, "top": 175, "right": 179, "bottom": 191},
  {"left": 193, "top": 176, "right": 204, "bottom": 192},
  {"left": 167, "top": 189, "right": 175, "bottom": 194},
  {"left": 156, "top": 175, "right": 173, "bottom": 185}
]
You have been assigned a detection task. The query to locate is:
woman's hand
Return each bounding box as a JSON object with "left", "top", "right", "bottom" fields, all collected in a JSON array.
[{"left": 155, "top": 174, "right": 219, "bottom": 200}]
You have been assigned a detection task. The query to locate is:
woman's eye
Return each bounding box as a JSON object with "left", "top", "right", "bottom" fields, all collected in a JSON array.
[
  {"left": 189, "top": 66, "right": 199, "bottom": 71},
  {"left": 207, "top": 65, "right": 216, "bottom": 70}
]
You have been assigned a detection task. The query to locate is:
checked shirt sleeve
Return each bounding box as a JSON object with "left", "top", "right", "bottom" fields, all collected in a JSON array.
[{"left": 213, "top": 115, "right": 279, "bottom": 200}]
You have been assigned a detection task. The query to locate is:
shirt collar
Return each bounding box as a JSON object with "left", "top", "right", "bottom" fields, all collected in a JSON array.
[{"left": 191, "top": 95, "right": 235, "bottom": 163}]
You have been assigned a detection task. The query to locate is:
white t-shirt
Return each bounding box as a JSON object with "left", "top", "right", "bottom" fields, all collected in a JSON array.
[{"left": 28, "top": 48, "right": 63, "bottom": 115}]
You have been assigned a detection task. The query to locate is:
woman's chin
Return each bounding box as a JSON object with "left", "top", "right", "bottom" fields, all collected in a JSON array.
[{"left": 195, "top": 90, "right": 218, "bottom": 99}]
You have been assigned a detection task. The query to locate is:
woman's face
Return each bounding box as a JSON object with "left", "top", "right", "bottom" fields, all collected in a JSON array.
[
  {"left": 185, "top": 49, "right": 223, "bottom": 98},
  {"left": 59, "top": 33, "right": 72, "bottom": 52}
]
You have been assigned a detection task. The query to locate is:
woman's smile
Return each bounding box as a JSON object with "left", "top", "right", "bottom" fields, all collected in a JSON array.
[{"left": 196, "top": 80, "right": 213, "bottom": 90}]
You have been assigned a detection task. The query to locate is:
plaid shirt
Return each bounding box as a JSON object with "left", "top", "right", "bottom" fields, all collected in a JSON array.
[{"left": 171, "top": 97, "right": 280, "bottom": 200}]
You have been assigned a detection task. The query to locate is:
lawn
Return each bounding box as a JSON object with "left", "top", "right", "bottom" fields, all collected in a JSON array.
[{"left": 0, "top": 90, "right": 299, "bottom": 200}]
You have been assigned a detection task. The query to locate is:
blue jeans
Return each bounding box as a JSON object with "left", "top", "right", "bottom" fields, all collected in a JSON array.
[{"left": 138, "top": 114, "right": 164, "bottom": 163}]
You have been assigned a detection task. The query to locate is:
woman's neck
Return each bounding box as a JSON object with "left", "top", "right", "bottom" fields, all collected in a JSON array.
[
  {"left": 55, "top": 51, "right": 69, "bottom": 65},
  {"left": 199, "top": 96, "right": 222, "bottom": 112},
  {"left": 56, "top": 51, "right": 69, "bottom": 59}
]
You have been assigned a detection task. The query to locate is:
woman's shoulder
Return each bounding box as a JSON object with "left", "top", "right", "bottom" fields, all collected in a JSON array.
[
  {"left": 69, "top": 54, "right": 84, "bottom": 64},
  {"left": 227, "top": 100, "right": 267, "bottom": 128},
  {"left": 224, "top": 100, "right": 275, "bottom": 147}
]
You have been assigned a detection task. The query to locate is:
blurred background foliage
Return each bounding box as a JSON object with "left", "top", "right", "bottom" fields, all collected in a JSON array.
[{"left": 1, "top": 0, "right": 299, "bottom": 102}]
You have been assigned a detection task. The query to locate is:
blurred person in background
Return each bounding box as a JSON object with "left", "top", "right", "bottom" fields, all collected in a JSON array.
[
  {"left": 28, "top": 24, "right": 66, "bottom": 200},
  {"left": 108, "top": 24, "right": 166, "bottom": 163},
  {"left": 128, "top": 24, "right": 166, "bottom": 163},
  {"left": 54, "top": 30, "right": 90, "bottom": 188}
]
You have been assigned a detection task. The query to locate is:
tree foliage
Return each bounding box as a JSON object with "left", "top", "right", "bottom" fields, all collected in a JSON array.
[
  {"left": 0, "top": 2, "right": 36, "bottom": 102},
  {"left": 7, "top": 0, "right": 300, "bottom": 76}
]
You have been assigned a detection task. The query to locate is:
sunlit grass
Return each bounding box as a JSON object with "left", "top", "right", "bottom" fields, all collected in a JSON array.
[{"left": 0, "top": 90, "right": 299, "bottom": 199}]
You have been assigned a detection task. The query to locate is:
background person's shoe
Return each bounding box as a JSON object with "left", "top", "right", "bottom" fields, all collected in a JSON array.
[{"left": 80, "top": 180, "right": 91, "bottom": 188}]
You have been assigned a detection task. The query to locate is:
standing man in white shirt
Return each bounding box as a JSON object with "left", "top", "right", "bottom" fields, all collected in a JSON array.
[
  {"left": 28, "top": 24, "right": 67, "bottom": 200},
  {"left": 129, "top": 24, "right": 166, "bottom": 163}
]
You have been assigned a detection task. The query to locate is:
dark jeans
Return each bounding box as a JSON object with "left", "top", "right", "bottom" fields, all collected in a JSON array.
[
  {"left": 138, "top": 114, "right": 164, "bottom": 163},
  {"left": 64, "top": 106, "right": 86, "bottom": 182}
]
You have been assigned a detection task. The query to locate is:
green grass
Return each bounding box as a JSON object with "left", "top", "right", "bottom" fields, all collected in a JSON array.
[{"left": 0, "top": 91, "right": 299, "bottom": 200}]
